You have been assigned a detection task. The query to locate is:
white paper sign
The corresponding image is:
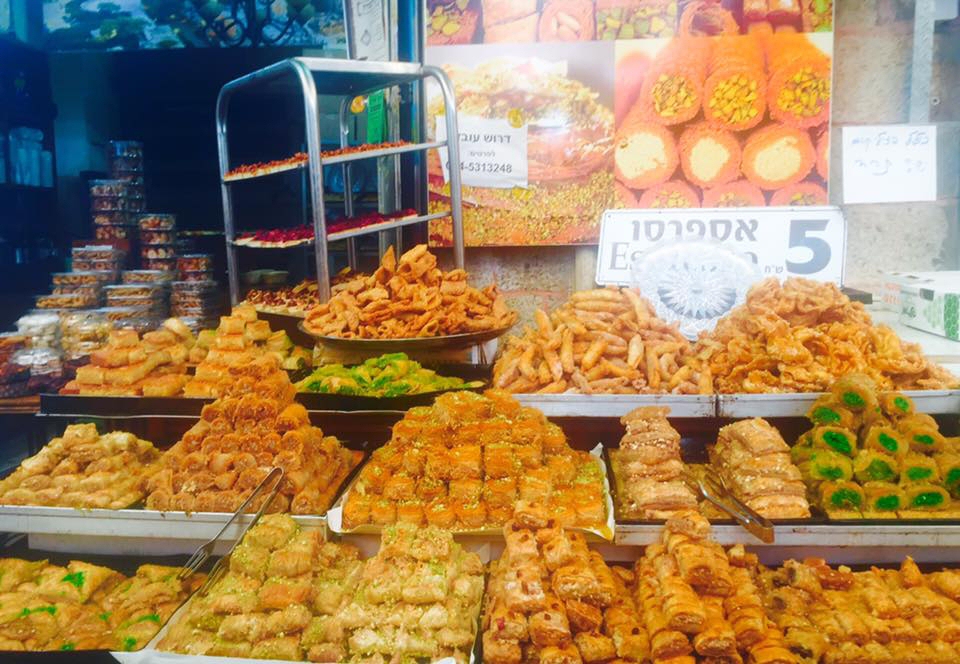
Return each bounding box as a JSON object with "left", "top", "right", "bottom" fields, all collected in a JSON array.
[
  {"left": 343, "top": 0, "right": 388, "bottom": 61},
  {"left": 596, "top": 207, "right": 846, "bottom": 285},
  {"left": 842, "top": 124, "right": 937, "bottom": 204},
  {"left": 436, "top": 116, "right": 528, "bottom": 189}
]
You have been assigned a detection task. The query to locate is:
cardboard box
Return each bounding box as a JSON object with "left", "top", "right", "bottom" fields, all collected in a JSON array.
[{"left": 897, "top": 271, "right": 960, "bottom": 341}]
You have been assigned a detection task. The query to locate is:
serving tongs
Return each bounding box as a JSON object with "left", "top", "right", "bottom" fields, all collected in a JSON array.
[
  {"left": 178, "top": 466, "right": 285, "bottom": 592},
  {"left": 683, "top": 468, "right": 774, "bottom": 543}
]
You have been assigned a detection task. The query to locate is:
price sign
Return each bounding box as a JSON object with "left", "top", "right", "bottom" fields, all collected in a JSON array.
[
  {"left": 842, "top": 124, "right": 937, "bottom": 204},
  {"left": 343, "top": 0, "right": 388, "bottom": 61},
  {"left": 596, "top": 207, "right": 846, "bottom": 285},
  {"left": 436, "top": 115, "right": 528, "bottom": 189},
  {"left": 596, "top": 207, "right": 846, "bottom": 336}
]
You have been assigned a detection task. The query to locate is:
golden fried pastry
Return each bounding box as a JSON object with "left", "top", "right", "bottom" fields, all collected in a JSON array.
[
  {"left": 610, "top": 407, "right": 699, "bottom": 520},
  {"left": 146, "top": 355, "right": 360, "bottom": 514},
  {"left": 493, "top": 287, "right": 710, "bottom": 394},
  {"left": 61, "top": 325, "right": 192, "bottom": 397},
  {"left": 483, "top": 520, "right": 647, "bottom": 663},
  {"left": 160, "top": 515, "right": 365, "bottom": 660},
  {"left": 305, "top": 244, "right": 516, "bottom": 339},
  {"left": 0, "top": 557, "right": 198, "bottom": 652},
  {"left": 0, "top": 424, "right": 161, "bottom": 509},
  {"left": 760, "top": 555, "right": 960, "bottom": 664},
  {"left": 711, "top": 419, "right": 810, "bottom": 520},
  {"left": 694, "top": 278, "right": 956, "bottom": 392},
  {"left": 343, "top": 389, "right": 608, "bottom": 531}
]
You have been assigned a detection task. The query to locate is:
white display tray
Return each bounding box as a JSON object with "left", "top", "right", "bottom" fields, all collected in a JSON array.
[
  {"left": 0, "top": 506, "right": 325, "bottom": 541},
  {"left": 514, "top": 393, "right": 715, "bottom": 418},
  {"left": 716, "top": 389, "right": 960, "bottom": 418}
]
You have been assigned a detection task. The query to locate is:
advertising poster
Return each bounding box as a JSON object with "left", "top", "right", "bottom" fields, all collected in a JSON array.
[{"left": 425, "top": 0, "right": 834, "bottom": 247}]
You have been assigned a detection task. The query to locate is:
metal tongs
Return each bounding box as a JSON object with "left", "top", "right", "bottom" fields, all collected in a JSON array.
[
  {"left": 684, "top": 468, "right": 775, "bottom": 543},
  {"left": 179, "top": 467, "right": 285, "bottom": 591}
]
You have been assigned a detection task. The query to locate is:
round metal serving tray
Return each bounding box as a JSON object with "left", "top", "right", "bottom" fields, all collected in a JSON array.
[{"left": 298, "top": 321, "right": 514, "bottom": 352}]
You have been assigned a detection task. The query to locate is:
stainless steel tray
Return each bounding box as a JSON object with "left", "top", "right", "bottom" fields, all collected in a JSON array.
[
  {"left": 616, "top": 522, "right": 960, "bottom": 549},
  {"left": 514, "top": 393, "right": 715, "bottom": 418},
  {"left": 716, "top": 389, "right": 960, "bottom": 417},
  {"left": 0, "top": 505, "right": 325, "bottom": 541},
  {"left": 299, "top": 321, "right": 514, "bottom": 352}
]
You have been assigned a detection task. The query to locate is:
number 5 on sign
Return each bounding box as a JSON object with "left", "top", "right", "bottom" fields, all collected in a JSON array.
[{"left": 595, "top": 207, "right": 846, "bottom": 286}]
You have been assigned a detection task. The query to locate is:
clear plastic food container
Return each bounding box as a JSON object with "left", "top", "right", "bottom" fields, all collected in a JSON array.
[
  {"left": 141, "top": 245, "right": 176, "bottom": 260},
  {"left": 12, "top": 347, "right": 63, "bottom": 375},
  {"left": 60, "top": 310, "right": 112, "bottom": 341},
  {"left": 97, "top": 306, "right": 155, "bottom": 322},
  {"left": 92, "top": 211, "right": 129, "bottom": 225},
  {"left": 143, "top": 258, "right": 177, "bottom": 272},
  {"left": 126, "top": 195, "right": 146, "bottom": 212},
  {"left": 52, "top": 271, "right": 106, "bottom": 286},
  {"left": 89, "top": 179, "right": 128, "bottom": 197},
  {"left": 35, "top": 293, "right": 97, "bottom": 309},
  {"left": 177, "top": 254, "right": 213, "bottom": 273},
  {"left": 122, "top": 270, "right": 175, "bottom": 284},
  {"left": 73, "top": 245, "right": 120, "bottom": 262},
  {"left": 177, "top": 270, "right": 214, "bottom": 283},
  {"left": 138, "top": 213, "right": 176, "bottom": 231},
  {"left": 95, "top": 225, "right": 132, "bottom": 241},
  {"left": 17, "top": 310, "right": 61, "bottom": 335},
  {"left": 105, "top": 294, "right": 166, "bottom": 311},
  {"left": 90, "top": 196, "right": 128, "bottom": 211},
  {"left": 141, "top": 230, "right": 176, "bottom": 245},
  {"left": 171, "top": 280, "right": 218, "bottom": 294},
  {"left": 52, "top": 283, "right": 101, "bottom": 299},
  {"left": 103, "top": 283, "right": 167, "bottom": 299}
]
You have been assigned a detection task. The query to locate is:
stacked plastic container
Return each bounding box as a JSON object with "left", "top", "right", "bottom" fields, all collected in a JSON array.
[
  {"left": 91, "top": 141, "right": 146, "bottom": 241},
  {"left": 172, "top": 253, "right": 219, "bottom": 330},
  {"left": 0, "top": 334, "right": 30, "bottom": 398},
  {"left": 90, "top": 179, "right": 135, "bottom": 241},
  {"left": 13, "top": 312, "right": 66, "bottom": 394},
  {"left": 138, "top": 213, "right": 178, "bottom": 273}
]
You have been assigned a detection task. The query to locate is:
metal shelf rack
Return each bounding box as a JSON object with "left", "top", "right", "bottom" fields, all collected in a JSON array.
[{"left": 216, "top": 57, "right": 465, "bottom": 304}]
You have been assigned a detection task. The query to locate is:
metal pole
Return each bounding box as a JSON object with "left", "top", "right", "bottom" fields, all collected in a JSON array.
[
  {"left": 338, "top": 97, "right": 359, "bottom": 271},
  {"left": 291, "top": 58, "right": 332, "bottom": 302},
  {"left": 215, "top": 83, "right": 239, "bottom": 305},
  {"left": 422, "top": 65, "right": 464, "bottom": 269}
]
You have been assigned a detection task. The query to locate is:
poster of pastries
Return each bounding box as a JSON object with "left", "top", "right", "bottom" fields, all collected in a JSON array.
[{"left": 424, "top": 0, "right": 834, "bottom": 246}]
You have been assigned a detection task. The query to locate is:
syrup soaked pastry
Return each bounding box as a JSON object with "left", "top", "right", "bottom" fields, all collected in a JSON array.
[
  {"left": 710, "top": 418, "right": 810, "bottom": 519},
  {"left": 343, "top": 389, "right": 607, "bottom": 531},
  {"left": 483, "top": 518, "right": 649, "bottom": 663},
  {"left": 146, "top": 355, "right": 361, "bottom": 515},
  {"left": 159, "top": 514, "right": 363, "bottom": 660},
  {"left": 0, "top": 558, "right": 200, "bottom": 652},
  {"left": 0, "top": 423, "right": 161, "bottom": 509},
  {"left": 609, "top": 406, "right": 699, "bottom": 520}
]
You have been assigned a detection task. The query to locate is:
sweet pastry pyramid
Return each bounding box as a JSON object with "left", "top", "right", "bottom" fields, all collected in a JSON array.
[
  {"left": 342, "top": 389, "right": 607, "bottom": 530},
  {"left": 146, "top": 354, "right": 361, "bottom": 514},
  {"left": 183, "top": 305, "right": 274, "bottom": 398},
  {"left": 483, "top": 514, "right": 649, "bottom": 664},
  {"left": 62, "top": 321, "right": 193, "bottom": 396},
  {"left": 710, "top": 418, "right": 811, "bottom": 519},
  {"left": 609, "top": 406, "right": 699, "bottom": 520},
  {"left": 0, "top": 422, "right": 161, "bottom": 509},
  {"left": 159, "top": 514, "right": 364, "bottom": 659}
]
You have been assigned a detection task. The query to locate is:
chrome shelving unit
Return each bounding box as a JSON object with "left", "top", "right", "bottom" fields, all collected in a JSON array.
[{"left": 216, "top": 57, "right": 465, "bottom": 305}]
